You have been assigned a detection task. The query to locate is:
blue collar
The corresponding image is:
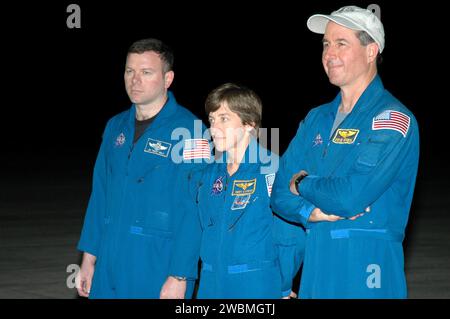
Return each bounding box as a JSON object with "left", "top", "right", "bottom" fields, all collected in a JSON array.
[
  {"left": 329, "top": 75, "right": 385, "bottom": 116},
  {"left": 127, "top": 91, "right": 179, "bottom": 130}
]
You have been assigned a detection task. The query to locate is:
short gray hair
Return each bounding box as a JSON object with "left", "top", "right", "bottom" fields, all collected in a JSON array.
[
  {"left": 356, "top": 30, "right": 382, "bottom": 64},
  {"left": 356, "top": 30, "right": 375, "bottom": 46}
]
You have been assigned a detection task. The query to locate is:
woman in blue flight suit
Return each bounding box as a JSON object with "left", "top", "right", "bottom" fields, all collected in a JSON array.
[{"left": 187, "top": 83, "right": 305, "bottom": 298}]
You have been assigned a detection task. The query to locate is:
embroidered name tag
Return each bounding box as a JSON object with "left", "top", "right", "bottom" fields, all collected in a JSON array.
[
  {"left": 332, "top": 129, "right": 360, "bottom": 144},
  {"left": 231, "top": 179, "right": 257, "bottom": 196},
  {"left": 144, "top": 138, "right": 172, "bottom": 157}
]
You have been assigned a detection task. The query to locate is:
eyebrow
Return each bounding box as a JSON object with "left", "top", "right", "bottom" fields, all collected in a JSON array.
[
  {"left": 209, "top": 112, "right": 230, "bottom": 118},
  {"left": 125, "top": 66, "right": 156, "bottom": 71},
  {"left": 322, "top": 38, "right": 349, "bottom": 43}
]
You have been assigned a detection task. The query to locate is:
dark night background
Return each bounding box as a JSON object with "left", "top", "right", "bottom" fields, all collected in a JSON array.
[{"left": 0, "top": 0, "right": 449, "bottom": 299}]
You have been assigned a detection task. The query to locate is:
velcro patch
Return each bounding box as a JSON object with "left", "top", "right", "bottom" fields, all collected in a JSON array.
[
  {"left": 332, "top": 129, "right": 360, "bottom": 144},
  {"left": 372, "top": 110, "right": 410, "bottom": 137},
  {"left": 231, "top": 195, "right": 251, "bottom": 210},
  {"left": 265, "top": 173, "right": 275, "bottom": 197},
  {"left": 144, "top": 138, "right": 172, "bottom": 157},
  {"left": 231, "top": 179, "right": 257, "bottom": 196},
  {"left": 183, "top": 139, "right": 211, "bottom": 160}
]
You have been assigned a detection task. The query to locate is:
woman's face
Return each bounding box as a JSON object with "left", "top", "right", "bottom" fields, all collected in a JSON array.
[{"left": 208, "top": 102, "right": 252, "bottom": 154}]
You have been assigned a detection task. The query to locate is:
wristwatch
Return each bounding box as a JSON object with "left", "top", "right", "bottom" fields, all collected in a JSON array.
[
  {"left": 295, "top": 174, "right": 307, "bottom": 194},
  {"left": 172, "top": 276, "right": 187, "bottom": 281}
]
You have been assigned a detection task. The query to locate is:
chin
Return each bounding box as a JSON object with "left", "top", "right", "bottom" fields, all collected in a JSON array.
[
  {"left": 127, "top": 96, "right": 139, "bottom": 104},
  {"left": 328, "top": 77, "right": 344, "bottom": 87}
]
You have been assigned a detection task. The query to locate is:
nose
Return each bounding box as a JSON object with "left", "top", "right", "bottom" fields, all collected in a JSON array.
[
  {"left": 323, "top": 44, "right": 337, "bottom": 61},
  {"left": 209, "top": 126, "right": 221, "bottom": 138},
  {"left": 131, "top": 73, "right": 141, "bottom": 84}
]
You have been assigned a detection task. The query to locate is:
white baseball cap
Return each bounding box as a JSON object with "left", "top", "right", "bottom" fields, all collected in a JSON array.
[{"left": 307, "top": 5, "right": 385, "bottom": 53}]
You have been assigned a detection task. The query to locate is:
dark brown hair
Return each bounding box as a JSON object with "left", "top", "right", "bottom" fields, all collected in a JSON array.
[
  {"left": 127, "top": 38, "right": 174, "bottom": 72},
  {"left": 205, "top": 83, "right": 262, "bottom": 130}
]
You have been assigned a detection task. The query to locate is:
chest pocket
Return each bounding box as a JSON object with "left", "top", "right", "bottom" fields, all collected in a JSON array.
[
  {"left": 199, "top": 181, "right": 226, "bottom": 229},
  {"left": 354, "top": 134, "right": 389, "bottom": 173},
  {"left": 107, "top": 144, "right": 130, "bottom": 177},
  {"left": 227, "top": 182, "right": 264, "bottom": 231}
]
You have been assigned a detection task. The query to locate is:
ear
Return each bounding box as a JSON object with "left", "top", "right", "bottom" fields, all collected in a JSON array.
[
  {"left": 367, "top": 43, "right": 379, "bottom": 63},
  {"left": 244, "top": 122, "right": 256, "bottom": 134},
  {"left": 164, "top": 70, "right": 174, "bottom": 89}
]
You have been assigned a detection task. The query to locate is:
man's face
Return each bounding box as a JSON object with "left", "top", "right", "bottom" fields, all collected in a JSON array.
[
  {"left": 208, "top": 103, "right": 251, "bottom": 154},
  {"left": 124, "top": 51, "right": 173, "bottom": 107},
  {"left": 322, "top": 21, "right": 375, "bottom": 88}
]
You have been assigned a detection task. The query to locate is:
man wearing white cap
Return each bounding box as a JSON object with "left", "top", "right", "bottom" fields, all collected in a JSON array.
[{"left": 271, "top": 6, "right": 419, "bottom": 298}]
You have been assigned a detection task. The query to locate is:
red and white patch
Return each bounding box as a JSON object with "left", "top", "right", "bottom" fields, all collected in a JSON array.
[
  {"left": 183, "top": 139, "right": 211, "bottom": 160},
  {"left": 372, "top": 110, "right": 410, "bottom": 137}
]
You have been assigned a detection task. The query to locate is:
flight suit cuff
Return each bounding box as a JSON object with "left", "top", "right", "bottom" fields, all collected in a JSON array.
[
  {"left": 168, "top": 265, "right": 198, "bottom": 281},
  {"left": 299, "top": 200, "right": 315, "bottom": 226},
  {"left": 282, "top": 289, "right": 292, "bottom": 298},
  {"left": 77, "top": 242, "right": 98, "bottom": 258}
]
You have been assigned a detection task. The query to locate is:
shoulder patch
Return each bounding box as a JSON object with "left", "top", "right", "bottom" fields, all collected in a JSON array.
[
  {"left": 313, "top": 133, "right": 323, "bottom": 147},
  {"left": 265, "top": 173, "right": 275, "bottom": 197},
  {"left": 372, "top": 110, "right": 410, "bottom": 137},
  {"left": 183, "top": 139, "right": 211, "bottom": 160},
  {"left": 114, "top": 133, "right": 126, "bottom": 147}
]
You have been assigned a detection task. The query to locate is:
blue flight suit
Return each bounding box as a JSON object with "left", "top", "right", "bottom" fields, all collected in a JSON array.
[
  {"left": 77, "top": 92, "right": 209, "bottom": 298},
  {"left": 187, "top": 138, "right": 305, "bottom": 298},
  {"left": 271, "top": 76, "right": 419, "bottom": 298}
]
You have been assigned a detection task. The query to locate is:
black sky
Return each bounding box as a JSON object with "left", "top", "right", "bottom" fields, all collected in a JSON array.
[{"left": 1, "top": 0, "right": 447, "bottom": 181}]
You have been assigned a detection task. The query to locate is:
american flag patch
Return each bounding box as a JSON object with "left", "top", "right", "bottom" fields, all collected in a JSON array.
[
  {"left": 265, "top": 173, "right": 275, "bottom": 197},
  {"left": 183, "top": 139, "right": 211, "bottom": 160},
  {"left": 372, "top": 110, "right": 410, "bottom": 137}
]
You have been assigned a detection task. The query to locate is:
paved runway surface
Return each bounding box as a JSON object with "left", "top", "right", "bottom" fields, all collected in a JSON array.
[{"left": 0, "top": 149, "right": 449, "bottom": 299}]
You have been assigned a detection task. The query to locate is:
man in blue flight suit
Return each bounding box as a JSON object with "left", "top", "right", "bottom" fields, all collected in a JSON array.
[
  {"left": 75, "top": 38, "right": 210, "bottom": 298},
  {"left": 271, "top": 6, "right": 419, "bottom": 298},
  {"left": 184, "top": 83, "right": 305, "bottom": 298}
]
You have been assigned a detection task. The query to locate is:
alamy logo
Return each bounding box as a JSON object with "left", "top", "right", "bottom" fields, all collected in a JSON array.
[
  {"left": 66, "top": 4, "right": 81, "bottom": 29},
  {"left": 66, "top": 264, "right": 80, "bottom": 289},
  {"left": 366, "top": 264, "right": 381, "bottom": 289}
]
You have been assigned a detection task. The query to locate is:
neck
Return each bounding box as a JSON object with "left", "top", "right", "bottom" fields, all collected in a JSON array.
[
  {"left": 226, "top": 135, "right": 251, "bottom": 176},
  {"left": 135, "top": 93, "right": 168, "bottom": 120},
  {"left": 339, "top": 70, "right": 377, "bottom": 113}
]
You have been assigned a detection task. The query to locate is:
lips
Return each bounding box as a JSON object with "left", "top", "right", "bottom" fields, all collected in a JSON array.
[{"left": 326, "top": 60, "right": 344, "bottom": 69}]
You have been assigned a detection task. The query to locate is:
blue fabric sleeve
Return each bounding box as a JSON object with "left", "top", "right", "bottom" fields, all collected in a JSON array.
[
  {"left": 271, "top": 118, "right": 315, "bottom": 226},
  {"left": 168, "top": 166, "right": 205, "bottom": 280},
  {"left": 77, "top": 120, "right": 111, "bottom": 257},
  {"left": 273, "top": 214, "right": 305, "bottom": 297},
  {"left": 299, "top": 118, "right": 419, "bottom": 217},
  {"left": 168, "top": 123, "right": 210, "bottom": 280}
]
